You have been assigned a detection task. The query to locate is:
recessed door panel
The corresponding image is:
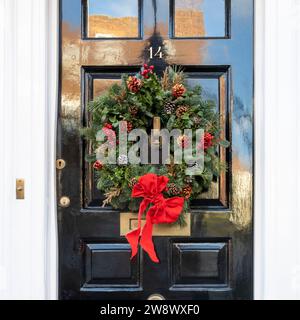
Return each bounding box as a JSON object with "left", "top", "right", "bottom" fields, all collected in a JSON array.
[
  {"left": 81, "top": 243, "right": 141, "bottom": 290},
  {"left": 171, "top": 241, "right": 230, "bottom": 289}
]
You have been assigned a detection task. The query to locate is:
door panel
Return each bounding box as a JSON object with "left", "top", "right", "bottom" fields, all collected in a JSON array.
[
  {"left": 171, "top": 241, "right": 230, "bottom": 289},
  {"left": 81, "top": 242, "right": 141, "bottom": 290},
  {"left": 58, "top": 0, "right": 253, "bottom": 300}
]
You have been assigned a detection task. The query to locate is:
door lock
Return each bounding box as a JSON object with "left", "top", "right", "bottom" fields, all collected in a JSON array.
[
  {"left": 56, "top": 159, "right": 66, "bottom": 170},
  {"left": 16, "top": 179, "right": 25, "bottom": 200},
  {"left": 59, "top": 196, "right": 70, "bottom": 208}
]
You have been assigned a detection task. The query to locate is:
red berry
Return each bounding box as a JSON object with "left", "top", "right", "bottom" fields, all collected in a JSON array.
[
  {"left": 127, "top": 122, "right": 134, "bottom": 132},
  {"left": 102, "top": 127, "right": 114, "bottom": 136},
  {"left": 149, "top": 65, "right": 154, "bottom": 70},
  {"left": 93, "top": 160, "right": 103, "bottom": 171},
  {"left": 104, "top": 123, "right": 113, "bottom": 129},
  {"left": 141, "top": 69, "right": 151, "bottom": 78},
  {"left": 143, "top": 63, "right": 148, "bottom": 68},
  {"left": 204, "top": 133, "right": 214, "bottom": 150},
  {"left": 198, "top": 133, "right": 214, "bottom": 151}
]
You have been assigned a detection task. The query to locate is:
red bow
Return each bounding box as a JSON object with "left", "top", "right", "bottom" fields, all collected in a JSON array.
[{"left": 126, "top": 173, "right": 184, "bottom": 263}]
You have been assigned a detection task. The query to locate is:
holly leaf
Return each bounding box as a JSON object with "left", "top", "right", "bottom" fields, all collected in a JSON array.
[
  {"left": 145, "top": 111, "right": 154, "bottom": 118},
  {"left": 85, "top": 153, "right": 96, "bottom": 163},
  {"left": 219, "top": 140, "right": 230, "bottom": 148},
  {"left": 204, "top": 155, "right": 211, "bottom": 163},
  {"left": 167, "top": 115, "right": 176, "bottom": 130}
]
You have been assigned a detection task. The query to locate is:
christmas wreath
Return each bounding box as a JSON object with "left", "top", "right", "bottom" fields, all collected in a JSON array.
[{"left": 81, "top": 65, "right": 229, "bottom": 225}]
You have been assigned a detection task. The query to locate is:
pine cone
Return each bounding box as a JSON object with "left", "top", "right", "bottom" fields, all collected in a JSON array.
[
  {"left": 184, "top": 176, "right": 194, "bottom": 184},
  {"left": 172, "top": 84, "right": 186, "bottom": 98},
  {"left": 182, "top": 185, "right": 192, "bottom": 199},
  {"left": 129, "top": 177, "right": 138, "bottom": 188},
  {"left": 168, "top": 183, "right": 181, "bottom": 196},
  {"left": 116, "top": 90, "right": 127, "bottom": 103},
  {"left": 127, "top": 122, "right": 133, "bottom": 132},
  {"left": 118, "top": 154, "right": 128, "bottom": 165},
  {"left": 127, "top": 76, "right": 142, "bottom": 93},
  {"left": 176, "top": 105, "right": 189, "bottom": 118},
  {"left": 164, "top": 101, "right": 176, "bottom": 115},
  {"left": 177, "top": 135, "right": 189, "bottom": 148},
  {"left": 129, "top": 105, "right": 139, "bottom": 116},
  {"left": 193, "top": 116, "right": 201, "bottom": 125}
]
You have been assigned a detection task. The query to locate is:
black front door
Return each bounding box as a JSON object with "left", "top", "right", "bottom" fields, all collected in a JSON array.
[{"left": 58, "top": 0, "right": 253, "bottom": 300}]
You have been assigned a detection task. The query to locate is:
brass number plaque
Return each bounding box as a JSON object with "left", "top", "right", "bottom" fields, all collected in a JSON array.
[
  {"left": 120, "top": 212, "right": 191, "bottom": 236},
  {"left": 149, "top": 46, "right": 163, "bottom": 59}
]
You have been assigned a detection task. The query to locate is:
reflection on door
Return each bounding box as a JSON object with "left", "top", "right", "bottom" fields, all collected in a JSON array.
[
  {"left": 173, "top": 0, "right": 228, "bottom": 38},
  {"left": 58, "top": 0, "right": 253, "bottom": 300},
  {"left": 86, "top": 0, "right": 140, "bottom": 38}
]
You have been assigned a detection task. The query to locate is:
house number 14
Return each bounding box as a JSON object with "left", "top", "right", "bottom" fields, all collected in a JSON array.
[{"left": 149, "top": 46, "right": 163, "bottom": 59}]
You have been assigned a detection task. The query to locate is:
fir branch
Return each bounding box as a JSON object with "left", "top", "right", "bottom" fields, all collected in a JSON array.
[{"left": 102, "top": 187, "right": 122, "bottom": 207}]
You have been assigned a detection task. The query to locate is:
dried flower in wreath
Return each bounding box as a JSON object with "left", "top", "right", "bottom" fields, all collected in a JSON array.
[{"left": 102, "top": 187, "right": 122, "bottom": 208}]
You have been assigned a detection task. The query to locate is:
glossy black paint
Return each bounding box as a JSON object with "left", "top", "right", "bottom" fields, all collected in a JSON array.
[{"left": 58, "top": 0, "right": 254, "bottom": 300}]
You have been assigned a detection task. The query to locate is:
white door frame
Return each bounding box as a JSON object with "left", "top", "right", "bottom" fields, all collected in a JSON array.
[
  {"left": 0, "top": 0, "right": 58, "bottom": 300},
  {"left": 1, "top": 0, "right": 300, "bottom": 300},
  {"left": 254, "top": 0, "right": 300, "bottom": 300}
]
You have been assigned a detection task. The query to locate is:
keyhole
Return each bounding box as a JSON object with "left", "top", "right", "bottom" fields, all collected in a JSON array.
[
  {"left": 59, "top": 196, "right": 70, "bottom": 208},
  {"left": 56, "top": 159, "right": 66, "bottom": 170}
]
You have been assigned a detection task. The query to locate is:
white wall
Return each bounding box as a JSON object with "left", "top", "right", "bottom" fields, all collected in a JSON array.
[
  {"left": 255, "top": 0, "right": 300, "bottom": 300},
  {"left": 0, "top": 0, "right": 300, "bottom": 300},
  {"left": 0, "top": 0, "right": 58, "bottom": 300}
]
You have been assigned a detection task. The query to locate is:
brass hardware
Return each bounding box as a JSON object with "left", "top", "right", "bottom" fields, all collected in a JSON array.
[
  {"left": 56, "top": 159, "right": 66, "bottom": 170},
  {"left": 149, "top": 46, "right": 163, "bottom": 59},
  {"left": 59, "top": 196, "right": 71, "bottom": 208},
  {"left": 147, "top": 294, "right": 165, "bottom": 300},
  {"left": 152, "top": 116, "right": 161, "bottom": 146},
  {"left": 16, "top": 179, "right": 25, "bottom": 200},
  {"left": 153, "top": 117, "right": 161, "bottom": 131},
  {"left": 120, "top": 212, "right": 191, "bottom": 236}
]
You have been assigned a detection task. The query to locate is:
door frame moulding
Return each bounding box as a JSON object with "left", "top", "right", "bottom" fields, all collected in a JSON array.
[
  {"left": 254, "top": 0, "right": 300, "bottom": 300},
  {"left": 0, "top": 0, "right": 58, "bottom": 300},
  {"left": 45, "top": 0, "right": 59, "bottom": 300}
]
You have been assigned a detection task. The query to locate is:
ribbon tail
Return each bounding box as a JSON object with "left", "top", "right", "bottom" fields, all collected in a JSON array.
[
  {"left": 125, "top": 227, "right": 141, "bottom": 260},
  {"left": 125, "top": 199, "right": 149, "bottom": 260},
  {"left": 140, "top": 219, "right": 159, "bottom": 263}
]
